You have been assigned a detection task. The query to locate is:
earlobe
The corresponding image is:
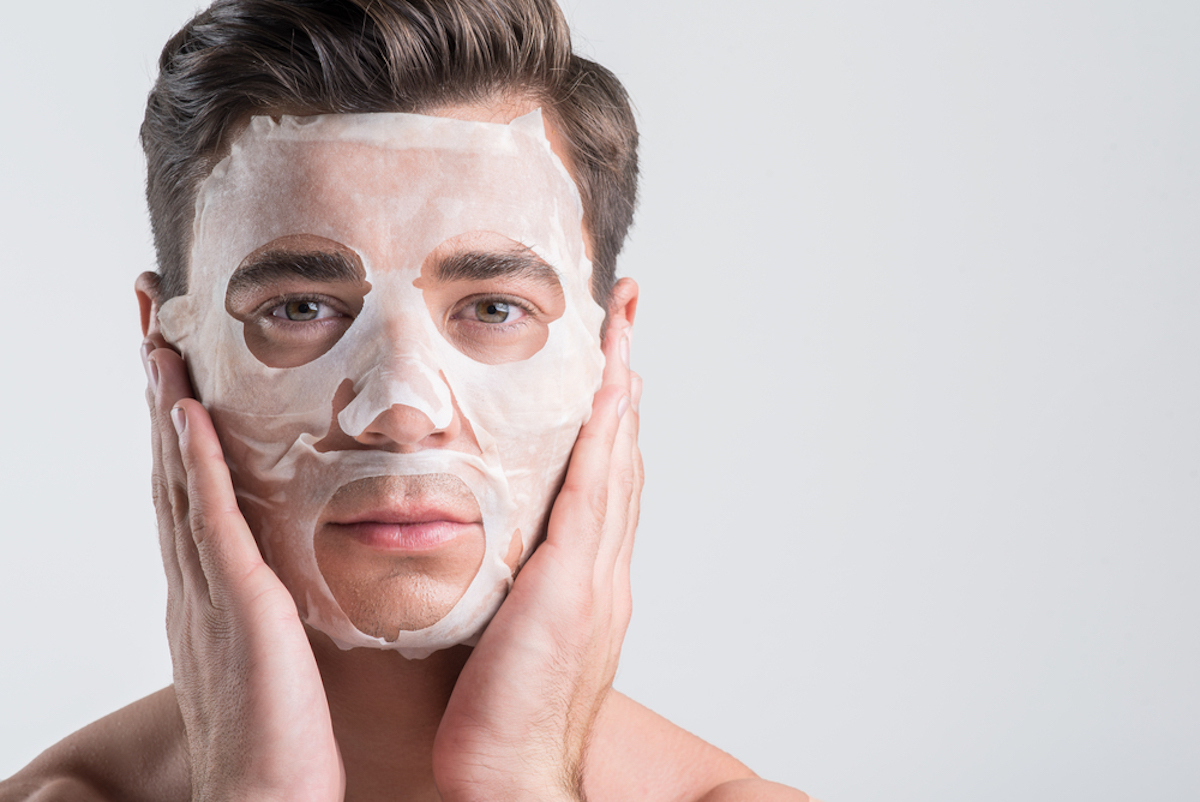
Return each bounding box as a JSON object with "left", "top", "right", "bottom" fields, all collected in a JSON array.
[{"left": 135, "top": 271, "right": 163, "bottom": 338}]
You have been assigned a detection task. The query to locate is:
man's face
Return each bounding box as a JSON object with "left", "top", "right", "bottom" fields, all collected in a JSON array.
[{"left": 158, "top": 108, "right": 606, "bottom": 658}]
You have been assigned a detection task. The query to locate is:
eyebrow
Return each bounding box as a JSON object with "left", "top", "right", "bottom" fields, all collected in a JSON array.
[
  {"left": 431, "top": 249, "right": 561, "bottom": 289},
  {"left": 227, "top": 249, "right": 364, "bottom": 295}
]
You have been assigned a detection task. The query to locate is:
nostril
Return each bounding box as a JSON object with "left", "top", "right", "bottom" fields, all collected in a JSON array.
[
  {"left": 358, "top": 404, "right": 440, "bottom": 447},
  {"left": 313, "top": 370, "right": 474, "bottom": 455}
]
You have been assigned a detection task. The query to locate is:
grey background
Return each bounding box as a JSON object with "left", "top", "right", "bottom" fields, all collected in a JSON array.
[{"left": 2, "top": 1, "right": 1198, "bottom": 799}]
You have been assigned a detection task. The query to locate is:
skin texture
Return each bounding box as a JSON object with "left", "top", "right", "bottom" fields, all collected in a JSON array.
[{"left": 0, "top": 100, "right": 817, "bottom": 802}]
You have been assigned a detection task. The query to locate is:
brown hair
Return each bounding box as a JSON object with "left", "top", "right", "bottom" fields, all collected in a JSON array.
[{"left": 141, "top": 0, "right": 638, "bottom": 304}]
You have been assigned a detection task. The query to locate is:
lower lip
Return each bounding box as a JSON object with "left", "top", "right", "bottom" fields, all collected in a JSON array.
[{"left": 334, "top": 521, "right": 478, "bottom": 552}]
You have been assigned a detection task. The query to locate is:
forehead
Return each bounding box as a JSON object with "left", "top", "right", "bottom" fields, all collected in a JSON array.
[{"left": 190, "top": 111, "right": 586, "bottom": 282}]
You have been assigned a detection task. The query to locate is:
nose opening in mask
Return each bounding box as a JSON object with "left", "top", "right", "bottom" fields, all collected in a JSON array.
[{"left": 337, "top": 354, "right": 455, "bottom": 441}]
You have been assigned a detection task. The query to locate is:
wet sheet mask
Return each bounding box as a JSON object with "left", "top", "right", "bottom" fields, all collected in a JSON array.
[{"left": 158, "top": 110, "right": 606, "bottom": 658}]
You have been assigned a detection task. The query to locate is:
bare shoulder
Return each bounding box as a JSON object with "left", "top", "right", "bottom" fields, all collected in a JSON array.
[
  {"left": 584, "top": 691, "right": 816, "bottom": 802},
  {"left": 0, "top": 686, "right": 189, "bottom": 802},
  {"left": 0, "top": 687, "right": 819, "bottom": 802}
]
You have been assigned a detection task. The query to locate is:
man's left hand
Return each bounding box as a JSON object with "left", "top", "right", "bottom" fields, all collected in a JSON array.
[{"left": 432, "top": 292, "right": 642, "bottom": 802}]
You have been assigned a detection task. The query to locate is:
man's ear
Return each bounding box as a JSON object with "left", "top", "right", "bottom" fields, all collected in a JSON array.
[
  {"left": 604, "top": 277, "right": 639, "bottom": 343},
  {"left": 135, "top": 271, "right": 163, "bottom": 339}
]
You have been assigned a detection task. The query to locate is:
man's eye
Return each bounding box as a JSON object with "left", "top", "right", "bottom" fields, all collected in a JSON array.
[
  {"left": 272, "top": 299, "right": 331, "bottom": 321},
  {"left": 470, "top": 299, "right": 526, "bottom": 324},
  {"left": 476, "top": 300, "right": 510, "bottom": 323}
]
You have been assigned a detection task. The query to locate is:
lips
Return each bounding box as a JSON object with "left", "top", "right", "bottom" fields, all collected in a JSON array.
[
  {"left": 319, "top": 473, "right": 483, "bottom": 552},
  {"left": 336, "top": 503, "right": 477, "bottom": 526},
  {"left": 334, "top": 520, "right": 480, "bottom": 551}
]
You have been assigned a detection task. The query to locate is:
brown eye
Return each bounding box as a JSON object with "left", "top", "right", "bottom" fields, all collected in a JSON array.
[
  {"left": 475, "top": 299, "right": 512, "bottom": 323},
  {"left": 276, "top": 300, "right": 322, "bottom": 321}
]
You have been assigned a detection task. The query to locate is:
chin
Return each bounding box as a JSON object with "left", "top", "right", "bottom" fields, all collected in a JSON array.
[{"left": 313, "top": 519, "right": 486, "bottom": 637}]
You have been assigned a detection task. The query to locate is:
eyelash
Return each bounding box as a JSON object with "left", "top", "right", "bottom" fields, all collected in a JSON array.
[
  {"left": 451, "top": 294, "right": 537, "bottom": 326},
  {"left": 254, "top": 293, "right": 350, "bottom": 324},
  {"left": 249, "top": 291, "right": 538, "bottom": 331}
]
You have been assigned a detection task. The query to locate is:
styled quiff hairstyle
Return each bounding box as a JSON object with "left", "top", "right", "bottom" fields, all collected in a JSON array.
[{"left": 141, "top": 0, "right": 638, "bottom": 303}]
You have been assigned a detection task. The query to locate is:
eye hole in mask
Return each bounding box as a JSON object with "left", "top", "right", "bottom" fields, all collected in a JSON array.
[
  {"left": 415, "top": 231, "right": 566, "bottom": 365},
  {"left": 225, "top": 233, "right": 372, "bottom": 368}
]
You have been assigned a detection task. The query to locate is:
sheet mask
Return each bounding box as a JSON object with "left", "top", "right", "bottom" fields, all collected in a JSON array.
[{"left": 158, "top": 110, "right": 606, "bottom": 658}]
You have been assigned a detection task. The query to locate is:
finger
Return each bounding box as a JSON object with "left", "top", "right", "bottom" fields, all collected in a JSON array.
[
  {"left": 600, "top": 319, "right": 633, "bottom": 399},
  {"left": 545, "top": 323, "right": 632, "bottom": 565},
  {"left": 609, "top": 374, "right": 642, "bottom": 579},
  {"left": 596, "top": 381, "right": 639, "bottom": 576},
  {"left": 172, "top": 398, "right": 272, "bottom": 606},
  {"left": 615, "top": 444, "right": 642, "bottom": 579},
  {"left": 619, "top": 370, "right": 643, "bottom": 561},
  {"left": 607, "top": 372, "right": 642, "bottom": 646},
  {"left": 610, "top": 442, "right": 641, "bottom": 640},
  {"left": 149, "top": 346, "right": 209, "bottom": 601},
  {"left": 144, "top": 340, "right": 182, "bottom": 594},
  {"left": 592, "top": 321, "right": 639, "bottom": 571}
]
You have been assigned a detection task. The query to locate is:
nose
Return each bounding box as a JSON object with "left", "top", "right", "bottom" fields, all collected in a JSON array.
[
  {"left": 355, "top": 401, "right": 461, "bottom": 448},
  {"left": 337, "top": 352, "right": 459, "bottom": 449}
]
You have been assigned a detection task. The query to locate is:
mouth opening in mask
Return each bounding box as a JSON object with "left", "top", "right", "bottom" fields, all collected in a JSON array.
[{"left": 314, "top": 473, "right": 486, "bottom": 638}]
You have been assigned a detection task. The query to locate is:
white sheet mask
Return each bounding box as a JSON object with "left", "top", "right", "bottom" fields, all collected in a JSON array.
[{"left": 158, "top": 110, "right": 606, "bottom": 658}]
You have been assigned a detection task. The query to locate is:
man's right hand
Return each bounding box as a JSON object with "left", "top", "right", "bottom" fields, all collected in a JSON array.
[{"left": 143, "top": 336, "right": 344, "bottom": 802}]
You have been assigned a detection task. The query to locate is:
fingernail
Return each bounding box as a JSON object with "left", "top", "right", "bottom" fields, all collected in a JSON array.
[
  {"left": 620, "top": 334, "right": 630, "bottom": 368},
  {"left": 141, "top": 341, "right": 156, "bottom": 389},
  {"left": 171, "top": 405, "right": 186, "bottom": 435},
  {"left": 146, "top": 354, "right": 160, "bottom": 394},
  {"left": 617, "top": 395, "right": 629, "bottom": 419}
]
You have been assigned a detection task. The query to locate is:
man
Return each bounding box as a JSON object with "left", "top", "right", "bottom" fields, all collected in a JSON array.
[{"left": 2, "top": 1, "right": 811, "bottom": 800}]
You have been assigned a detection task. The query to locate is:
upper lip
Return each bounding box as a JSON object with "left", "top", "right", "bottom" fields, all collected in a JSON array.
[
  {"left": 320, "top": 474, "right": 482, "bottom": 527},
  {"left": 336, "top": 504, "right": 477, "bottom": 526}
]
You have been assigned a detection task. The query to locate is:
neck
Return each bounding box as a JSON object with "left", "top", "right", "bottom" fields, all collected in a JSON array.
[{"left": 308, "top": 628, "right": 470, "bottom": 802}]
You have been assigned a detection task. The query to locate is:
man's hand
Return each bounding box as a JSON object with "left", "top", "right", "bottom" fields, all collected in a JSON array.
[
  {"left": 143, "top": 337, "right": 344, "bottom": 802},
  {"left": 431, "top": 290, "right": 644, "bottom": 802}
]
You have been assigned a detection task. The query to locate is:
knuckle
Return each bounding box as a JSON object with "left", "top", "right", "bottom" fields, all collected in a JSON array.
[
  {"left": 150, "top": 478, "right": 169, "bottom": 510},
  {"left": 188, "top": 503, "right": 216, "bottom": 546},
  {"left": 614, "top": 464, "right": 638, "bottom": 499},
  {"left": 169, "top": 485, "right": 191, "bottom": 530},
  {"left": 584, "top": 484, "right": 609, "bottom": 524},
  {"left": 199, "top": 606, "right": 236, "bottom": 643},
  {"left": 573, "top": 426, "right": 604, "bottom": 450}
]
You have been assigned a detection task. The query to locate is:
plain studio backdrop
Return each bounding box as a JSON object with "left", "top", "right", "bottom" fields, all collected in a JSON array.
[{"left": 2, "top": 2, "right": 1197, "bottom": 799}]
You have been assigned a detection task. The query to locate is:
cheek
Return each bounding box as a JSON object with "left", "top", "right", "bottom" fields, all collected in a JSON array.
[
  {"left": 447, "top": 324, "right": 604, "bottom": 505},
  {"left": 182, "top": 310, "right": 358, "bottom": 490}
]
